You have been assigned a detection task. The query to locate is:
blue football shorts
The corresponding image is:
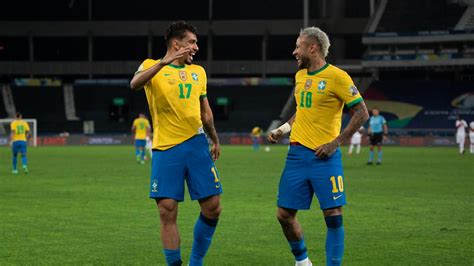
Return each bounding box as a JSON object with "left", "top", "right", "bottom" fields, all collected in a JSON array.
[
  {"left": 277, "top": 145, "right": 346, "bottom": 210},
  {"left": 149, "top": 134, "right": 222, "bottom": 201},
  {"left": 12, "top": 140, "right": 27, "bottom": 155},
  {"left": 135, "top": 139, "right": 146, "bottom": 148}
]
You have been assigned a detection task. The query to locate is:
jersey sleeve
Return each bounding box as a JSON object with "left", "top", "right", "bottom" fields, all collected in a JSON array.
[
  {"left": 25, "top": 122, "right": 31, "bottom": 131},
  {"left": 10, "top": 122, "right": 15, "bottom": 131},
  {"left": 333, "top": 71, "right": 363, "bottom": 108},
  {"left": 135, "top": 59, "right": 156, "bottom": 75},
  {"left": 132, "top": 119, "right": 138, "bottom": 128},
  {"left": 199, "top": 67, "right": 207, "bottom": 98},
  {"left": 382, "top": 116, "right": 387, "bottom": 124}
]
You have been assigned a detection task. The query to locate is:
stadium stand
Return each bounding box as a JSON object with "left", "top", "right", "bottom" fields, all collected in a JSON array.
[{"left": 377, "top": 0, "right": 466, "bottom": 32}]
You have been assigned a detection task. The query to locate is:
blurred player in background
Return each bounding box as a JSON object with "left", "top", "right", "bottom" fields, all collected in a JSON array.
[
  {"left": 268, "top": 27, "right": 369, "bottom": 266},
  {"left": 250, "top": 126, "right": 262, "bottom": 150},
  {"left": 367, "top": 107, "right": 388, "bottom": 165},
  {"left": 348, "top": 126, "right": 364, "bottom": 155},
  {"left": 10, "top": 112, "right": 30, "bottom": 174},
  {"left": 470, "top": 121, "right": 474, "bottom": 154},
  {"left": 130, "top": 21, "right": 222, "bottom": 266},
  {"left": 131, "top": 113, "right": 151, "bottom": 164},
  {"left": 145, "top": 134, "right": 153, "bottom": 160},
  {"left": 455, "top": 116, "right": 467, "bottom": 154}
]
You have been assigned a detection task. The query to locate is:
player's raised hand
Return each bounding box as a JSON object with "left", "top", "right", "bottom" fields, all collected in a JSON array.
[
  {"left": 211, "top": 142, "right": 221, "bottom": 161},
  {"left": 160, "top": 47, "right": 192, "bottom": 65},
  {"left": 267, "top": 129, "right": 283, "bottom": 143},
  {"left": 314, "top": 140, "right": 339, "bottom": 159}
]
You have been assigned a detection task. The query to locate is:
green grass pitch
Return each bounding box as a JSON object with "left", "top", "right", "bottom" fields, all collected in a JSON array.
[{"left": 1, "top": 145, "right": 473, "bottom": 265}]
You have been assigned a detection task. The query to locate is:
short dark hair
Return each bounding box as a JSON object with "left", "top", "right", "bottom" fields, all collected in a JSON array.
[
  {"left": 16, "top": 112, "right": 22, "bottom": 118},
  {"left": 164, "top": 21, "right": 198, "bottom": 48},
  {"left": 372, "top": 107, "right": 379, "bottom": 111}
]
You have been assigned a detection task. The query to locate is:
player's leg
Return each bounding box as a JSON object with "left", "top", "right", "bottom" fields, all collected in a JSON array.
[
  {"left": 140, "top": 145, "right": 146, "bottom": 164},
  {"left": 356, "top": 143, "right": 361, "bottom": 154},
  {"left": 184, "top": 135, "right": 223, "bottom": 265},
  {"left": 460, "top": 136, "right": 465, "bottom": 154},
  {"left": 368, "top": 145, "right": 374, "bottom": 164},
  {"left": 277, "top": 145, "right": 313, "bottom": 265},
  {"left": 11, "top": 142, "right": 19, "bottom": 174},
  {"left": 348, "top": 144, "right": 354, "bottom": 155},
  {"left": 323, "top": 207, "right": 344, "bottom": 266},
  {"left": 20, "top": 141, "right": 28, "bottom": 173},
  {"left": 470, "top": 134, "right": 474, "bottom": 154},
  {"left": 149, "top": 145, "right": 186, "bottom": 266},
  {"left": 190, "top": 195, "right": 222, "bottom": 266},
  {"left": 135, "top": 140, "right": 141, "bottom": 162},
  {"left": 310, "top": 149, "right": 345, "bottom": 266},
  {"left": 376, "top": 144, "right": 383, "bottom": 164},
  {"left": 156, "top": 198, "right": 182, "bottom": 266},
  {"left": 277, "top": 207, "right": 311, "bottom": 265}
]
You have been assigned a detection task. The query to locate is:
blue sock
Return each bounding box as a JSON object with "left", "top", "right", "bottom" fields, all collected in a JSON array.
[
  {"left": 325, "top": 215, "right": 344, "bottom": 266},
  {"left": 369, "top": 151, "right": 374, "bottom": 162},
  {"left": 12, "top": 154, "right": 18, "bottom": 170},
  {"left": 163, "top": 248, "right": 182, "bottom": 266},
  {"left": 21, "top": 154, "right": 27, "bottom": 166},
  {"left": 190, "top": 213, "right": 218, "bottom": 266},
  {"left": 135, "top": 148, "right": 140, "bottom": 157},
  {"left": 141, "top": 149, "right": 145, "bottom": 160},
  {"left": 377, "top": 151, "right": 383, "bottom": 162},
  {"left": 288, "top": 237, "right": 308, "bottom": 261}
]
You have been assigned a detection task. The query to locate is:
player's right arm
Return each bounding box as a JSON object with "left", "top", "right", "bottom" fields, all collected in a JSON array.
[
  {"left": 130, "top": 47, "right": 192, "bottom": 90},
  {"left": 267, "top": 113, "right": 296, "bottom": 143}
]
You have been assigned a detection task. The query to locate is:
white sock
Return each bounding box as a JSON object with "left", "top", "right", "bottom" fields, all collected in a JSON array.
[
  {"left": 296, "top": 257, "right": 311, "bottom": 266},
  {"left": 348, "top": 144, "right": 353, "bottom": 154},
  {"left": 356, "top": 144, "right": 361, "bottom": 154}
]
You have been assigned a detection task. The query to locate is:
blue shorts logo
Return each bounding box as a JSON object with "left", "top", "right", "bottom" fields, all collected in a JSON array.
[{"left": 152, "top": 180, "right": 158, "bottom": 192}]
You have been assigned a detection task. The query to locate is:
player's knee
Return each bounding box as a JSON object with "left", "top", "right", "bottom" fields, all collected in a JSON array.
[
  {"left": 325, "top": 215, "right": 343, "bottom": 229},
  {"left": 276, "top": 208, "right": 295, "bottom": 224},
  {"left": 202, "top": 203, "right": 222, "bottom": 219},
  {"left": 157, "top": 201, "right": 177, "bottom": 223}
]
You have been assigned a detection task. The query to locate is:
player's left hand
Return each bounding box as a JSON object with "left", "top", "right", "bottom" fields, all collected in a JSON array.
[
  {"left": 314, "top": 140, "right": 339, "bottom": 159},
  {"left": 211, "top": 142, "right": 221, "bottom": 161}
]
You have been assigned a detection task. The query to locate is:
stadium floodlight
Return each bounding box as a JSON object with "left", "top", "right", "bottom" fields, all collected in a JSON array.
[{"left": 0, "top": 118, "right": 37, "bottom": 147}]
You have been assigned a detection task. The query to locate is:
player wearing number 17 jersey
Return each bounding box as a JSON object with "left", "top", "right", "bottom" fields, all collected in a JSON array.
[
  {"left": 10, "top": 112, "right": 30, "bottom": 174},
  {"left": 130, "top": 21, "right": 222, "bottom": 266},
  {"left": 268, "top": 27, "right": 369, "bottom": 266}
]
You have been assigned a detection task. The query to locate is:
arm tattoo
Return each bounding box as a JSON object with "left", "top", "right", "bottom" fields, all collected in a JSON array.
[
  {"left": 335, "top": 101, "right": 369, "bottom": 145},
  {"left": 203, "top": 114, "right": 219, "bottom": 144}
]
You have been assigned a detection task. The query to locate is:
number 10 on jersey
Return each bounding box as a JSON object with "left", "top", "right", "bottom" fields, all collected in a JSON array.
[{"left": 179, "top": 83, "right": 192, "bottom": 99}]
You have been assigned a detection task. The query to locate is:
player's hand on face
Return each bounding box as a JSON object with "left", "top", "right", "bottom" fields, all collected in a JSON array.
[
  {"left": 314, "top": 140, "right": 338, "bottom": 159},
  {"left": 267, "top": 129, "right": 283, "bottom": 144},
  {"left": 160, "top": 47, "right": 192, "bottom": 65},
  {"left": 211, "top": 142, "right": 220, "bottom": 161}
]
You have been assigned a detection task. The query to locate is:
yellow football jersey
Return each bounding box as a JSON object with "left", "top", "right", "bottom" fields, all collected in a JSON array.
[
  {"left": 251, "top": 127, "right": 262, "bottom": 137},
  {"left": 133, "top": 117, "right": 150, "bottom": 140},
  {"left": 290, "top": 63, "right": 363, "bottom": 149},
  {"left": 136, "top": 59, "right": 207, "bottom": 150},
  {"left": 10, "top": 120, "right": 30, "bottom": 142}
]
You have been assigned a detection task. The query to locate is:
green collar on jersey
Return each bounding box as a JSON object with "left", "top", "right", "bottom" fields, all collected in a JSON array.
[
  {"left": 168, "top": 64, "right": 185, "bottom": 69},
  {"left": 307, "top": 63, "right": 329, "bottom": 76}
]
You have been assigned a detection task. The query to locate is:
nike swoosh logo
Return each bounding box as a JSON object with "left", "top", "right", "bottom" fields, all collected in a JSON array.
[
  {"left": 333, "top": 195, "right": 343, "bottom": 200},
  {"left": 164, "top": 73, "right": 172, "bottom": 76},
  {"left": 215, "top": 184, "right": 221, "bottom": 189}
]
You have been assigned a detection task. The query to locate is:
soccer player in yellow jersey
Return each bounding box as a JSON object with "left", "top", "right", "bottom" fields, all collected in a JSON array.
[
  {"left": 130, "top": 21, "right": 221, "bottom": 266},
  {"left": 10, "top": 112, "right": 31, "bottom": 174},
  {"left": 131, "top": 113, "right": 151, "bottom": 164},
  {"left": 250, "top": 126, "right": 262, "bottom": 150},
  {"left": 268, "top": 27, "right": 369, "bottom": 266}
]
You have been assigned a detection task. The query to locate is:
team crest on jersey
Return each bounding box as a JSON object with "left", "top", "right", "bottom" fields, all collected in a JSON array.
[
  {"left": 318, "top": 80, "right": 327, "bottom": 91},
  {"left": 152, "top": 180, "right": 158, "bottom": 192},
  {"left": 191, "top": 73, "right": 198, "bottom": 81},
  {"left": 304, "top": 79, "right": 312, "bottom": 90},
  {"left": 179, "top": 71, "right": 187, "bottom": 81},
  {"left": 349, "top": 85, "right": 359, "bottom": 96}
]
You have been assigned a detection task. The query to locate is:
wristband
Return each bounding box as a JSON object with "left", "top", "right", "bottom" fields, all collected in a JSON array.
[{"left": 270, "top": 122, "right": 291, "bottom": 135}]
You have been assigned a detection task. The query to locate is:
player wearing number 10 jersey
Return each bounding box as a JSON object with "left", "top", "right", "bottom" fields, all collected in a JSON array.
[
  {"left": 10, "top": 112, "right": 30, "bottom": 174},
  {"left": 268, "top": 27, "right": 369, "bottom": 266},
  {"left": 130, "top": 21, "right": 222, "bottom": 266}
]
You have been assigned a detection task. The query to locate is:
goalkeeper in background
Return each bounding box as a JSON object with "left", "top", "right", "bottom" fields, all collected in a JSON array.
[
  {"left": 10, "top": 112, "right": 30, "bottom": 174},
  {"left": 250, "top": 126, "right": 263, "bottom": 150},
  {"left": 131, "top": 113, "right": 151, "bottom": 164}
]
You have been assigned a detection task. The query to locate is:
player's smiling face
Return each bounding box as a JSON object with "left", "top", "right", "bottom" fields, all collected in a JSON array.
[
  {"left": 293, "top": 35, "right": 311, "bottom": 69},
  {"left": 178, "top": 31, "right": 199, "bottom": 64}
]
